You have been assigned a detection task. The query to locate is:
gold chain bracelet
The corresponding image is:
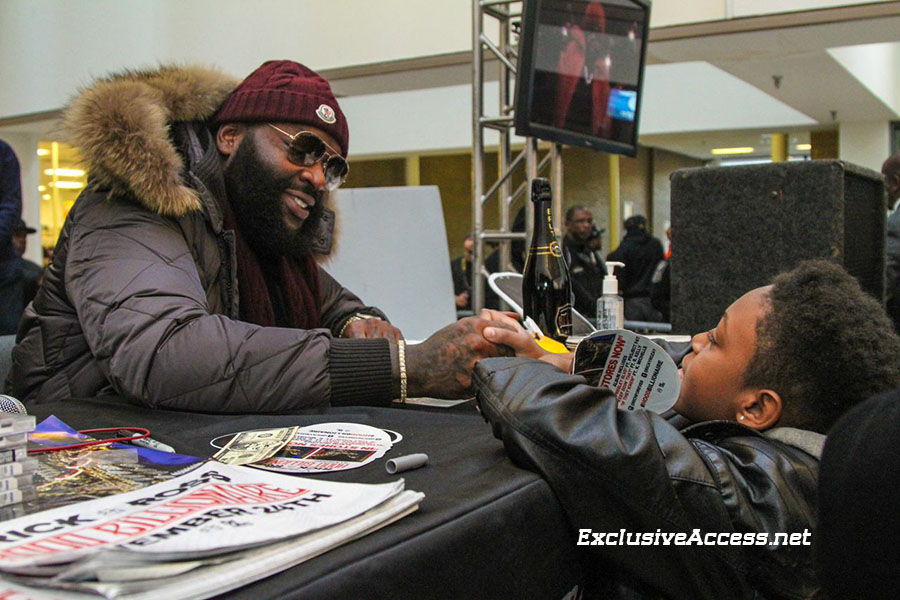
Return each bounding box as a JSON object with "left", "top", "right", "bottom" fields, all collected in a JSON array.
[
  {"left": 397, "top": 340, "right": 407, "bottom": 403},
  {"left": 338, "top": 313, "right": 379, "bottom": 337}
]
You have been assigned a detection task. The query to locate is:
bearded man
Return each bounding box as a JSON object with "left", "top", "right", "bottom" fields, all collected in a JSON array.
[{"left": 9, "top": 61, "right": 507, "bottom": 410}]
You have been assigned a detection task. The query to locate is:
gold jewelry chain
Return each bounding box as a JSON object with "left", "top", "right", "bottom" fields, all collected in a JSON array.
[{"left": 397, "top": 340, "right": 407, "bottom": 403}]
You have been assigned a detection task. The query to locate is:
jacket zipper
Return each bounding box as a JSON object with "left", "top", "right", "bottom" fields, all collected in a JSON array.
[{"left": 218, "top": 231, "right": 237, "bottom": 319}]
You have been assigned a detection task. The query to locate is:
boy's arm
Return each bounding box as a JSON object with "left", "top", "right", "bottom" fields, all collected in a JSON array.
[{"left": 472, "top": 358, "right": 747, "bottom": 600}]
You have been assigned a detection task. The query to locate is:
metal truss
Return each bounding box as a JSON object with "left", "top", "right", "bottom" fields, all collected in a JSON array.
[{"left": 472, "top": 0, "right": 563, "bottom": 312}]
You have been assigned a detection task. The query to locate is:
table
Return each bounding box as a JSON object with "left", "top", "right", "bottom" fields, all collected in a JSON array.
[{"left": 26, "top": 398, "right": 587, "bottom": 600}]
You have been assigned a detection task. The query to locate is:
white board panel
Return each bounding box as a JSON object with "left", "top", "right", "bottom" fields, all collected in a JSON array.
[{"left": 325, "top": 186, "right": 456, "bottom": 341}]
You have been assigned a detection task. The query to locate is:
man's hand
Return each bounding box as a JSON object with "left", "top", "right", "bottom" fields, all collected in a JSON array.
[
  {"left": 406, "top": 316, "right": 515, "bottom": 399},
  {"left": 454, "top": 290, "right": 470, "bottom": 309},
  {"left": 479, "top": 309, "right": 575, "bottom": 373},
  {"left": 342, "top": 317, "right": 404, "bottom": 342}
]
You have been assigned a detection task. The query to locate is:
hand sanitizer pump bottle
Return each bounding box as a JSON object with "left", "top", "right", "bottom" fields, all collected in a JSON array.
[{"left": 597, "top": 261, "right": 625, "bottom": 330}]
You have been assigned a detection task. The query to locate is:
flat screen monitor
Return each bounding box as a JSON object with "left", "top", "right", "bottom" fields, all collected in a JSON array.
[{"left": 514, "top": 0, "right": 651, "bottom": 157}]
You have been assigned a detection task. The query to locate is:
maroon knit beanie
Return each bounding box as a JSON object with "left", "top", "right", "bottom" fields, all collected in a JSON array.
[{"left": 211, "top": 60, "right": 349, "bottom": 155}]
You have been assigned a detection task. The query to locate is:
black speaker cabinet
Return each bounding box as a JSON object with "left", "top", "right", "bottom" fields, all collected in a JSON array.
[{"left": 670, "top": 160, "right": 885, "bottom": 334}]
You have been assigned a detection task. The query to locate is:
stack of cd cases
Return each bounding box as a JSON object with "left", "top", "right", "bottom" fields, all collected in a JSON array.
[{"left": 0, "top": 413, "right": 37, "bottom": 509}]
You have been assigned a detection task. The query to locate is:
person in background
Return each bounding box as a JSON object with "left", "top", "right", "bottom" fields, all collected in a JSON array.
[
  {"left": 587, "top": 224, "right": 603, "bottom": 252},
  {"left": 0, "top": 139, "right": 23, "bottom": 335},
  {"left": 10, "top": 61, "right": 512, "bottom": 410},
  {"left": 664, "top": 224, "right": 672, "bottom": 259},
  {"left": 882, "top": 149, "right": 900, "bottom": 332},
  {"left": 451, "top": 233, "right": 475, "bottom": 310},
  {"left": 562, "top": 205, "right": 606, "bottom": 316},
  {"left": 475, "top": 260, "right": 900, "bottom": 600},
  {"left": 450, "top": 232, "right": 499, "bottom": 312},
  {"left": 11, "top": 218, "right": 43, "bottom": 311},
  {"left": 815, "top": 390, "right": 900, "bottom": 600},
  {"left": 607, "top": 214, "right": 664, "bottom": 322},
  {"left": 511, "top": 206, "right": 527, "bottom": 273},
  {"left": 651, "top": 224, "right": 672, "bottom": 322},
  {"left": 650, "top": 258, "right": 670, "bottom": 323},
  {"left": 11, "top": 218, "right": 35, "bottom": 258}
]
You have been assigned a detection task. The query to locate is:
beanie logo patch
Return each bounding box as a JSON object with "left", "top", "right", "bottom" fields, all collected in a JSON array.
[{"left": 316, "top": 104, "right": 337, "bottom": 124}]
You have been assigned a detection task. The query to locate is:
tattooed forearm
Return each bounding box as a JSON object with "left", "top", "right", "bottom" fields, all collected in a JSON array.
[{"left": 405, "top": 317, "right": 514, "bottom": 399}]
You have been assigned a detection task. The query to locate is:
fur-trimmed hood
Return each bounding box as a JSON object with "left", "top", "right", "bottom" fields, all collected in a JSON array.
[{"left": 63, "top": 65, "right": 239, "bottom": 217}]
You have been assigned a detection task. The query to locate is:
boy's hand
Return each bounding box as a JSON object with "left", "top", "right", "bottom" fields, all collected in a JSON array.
[
  {"left": 478, "top": 309, "right": 543, "bottom": 359},
  {"left": 479, "top": 309, "right": 575, "bottom": 372}
]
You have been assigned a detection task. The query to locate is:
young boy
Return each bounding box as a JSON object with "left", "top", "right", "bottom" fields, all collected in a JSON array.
[{"left": 474, "top": 261, "right": 900, "bottom": 600}]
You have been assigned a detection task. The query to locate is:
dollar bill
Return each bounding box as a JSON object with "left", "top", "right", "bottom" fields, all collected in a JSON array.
[{"left": 213, "top": 427, "right": 298, "bottom": 466}]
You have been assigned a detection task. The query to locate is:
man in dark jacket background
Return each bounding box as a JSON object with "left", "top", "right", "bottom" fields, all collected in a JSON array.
[
  {"left": 0, "top": 139, "right": 24, "bottom": 335},
  {"left": 450, "top": 232, "right": 499, "bottom": 312},
  {"left": 10, "top": 61, "right": 508, "bottom": 411},
  {"left": 607, "top": 214, "right": 664, "bottom": 322},
  {"left": 3, "top": 218, "right": 43, "bottom": 333},
  {"left": 562, "top": 205, "right": 606, "bottom": 317}
]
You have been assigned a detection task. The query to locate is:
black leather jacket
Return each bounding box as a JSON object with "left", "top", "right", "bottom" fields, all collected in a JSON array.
[{"left": 473, "top": 358, "right": 823, "bottom": 600}]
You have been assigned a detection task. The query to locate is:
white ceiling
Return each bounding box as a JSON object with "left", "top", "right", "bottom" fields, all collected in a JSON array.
[
  {"left": 638, "top": 61, "right": 818, "bottom": 135},
  {"left": 3, "top": 4, "right": 898, "bottom": 162},
  {"left": 325, "top": 5, "right": 900, "bottom": 161},
  {"left": 641, "top": 8, "right": 900, "bottom": 157}
]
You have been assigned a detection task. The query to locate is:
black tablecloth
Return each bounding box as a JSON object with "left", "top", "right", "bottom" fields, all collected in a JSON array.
[{"left": 26, "top": 399, "right": 586, "bottom": 599}]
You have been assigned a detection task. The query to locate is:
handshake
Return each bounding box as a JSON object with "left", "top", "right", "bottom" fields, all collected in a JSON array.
[
  {"left": 402, "top": 309, "right": 574, "bottom": 399},
  {"left": 339, "top": 310, "right": 574, "bottom": 399}
]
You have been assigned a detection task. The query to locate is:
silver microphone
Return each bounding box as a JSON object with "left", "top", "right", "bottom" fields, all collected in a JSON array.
[{"left": 0, "top": 395, "right": 27, "bottom": 415}]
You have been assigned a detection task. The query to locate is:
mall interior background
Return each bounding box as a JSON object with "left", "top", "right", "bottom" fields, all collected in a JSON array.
[{"left": 1, "top": 0, "right": 898, "bottom": 267}]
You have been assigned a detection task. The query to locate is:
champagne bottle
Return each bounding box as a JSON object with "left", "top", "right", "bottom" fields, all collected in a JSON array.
[{"left": 522, "top": 177, "right": 573, "bottom": 342}]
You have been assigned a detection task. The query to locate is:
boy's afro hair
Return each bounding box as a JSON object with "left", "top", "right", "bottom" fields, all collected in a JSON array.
[{"left": 743, "top": 260, "right": 900, "bottom": 434}]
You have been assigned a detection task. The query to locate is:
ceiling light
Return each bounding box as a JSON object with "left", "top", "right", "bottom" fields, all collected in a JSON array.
[
  {"left": 42, "top": 194, "right": 51, "bottom": 200},
  {"left": 36, "top": 148, "right": 50, "bottom": 157},
  {"left": 49, "top": 181, "right": 85, "bottom": 189},
  {"left": 795, "top": 143, "right": 811, "bottom": 151},
  {"left": 711, "top": 147, "right": 755, "bottom": 155},
  {"left": 38, "top": 185, "right": 46, "bottom": 192},
  {"left": 44, "top": 168, "right": 85, "bottom": 177}
]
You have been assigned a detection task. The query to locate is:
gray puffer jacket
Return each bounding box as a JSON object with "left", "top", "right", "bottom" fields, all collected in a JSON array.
[{"left": 9, "top": 66, "right": 393, "bottom": 412}]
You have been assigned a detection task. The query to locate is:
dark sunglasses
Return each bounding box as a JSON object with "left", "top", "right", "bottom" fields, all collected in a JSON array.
[{"left": 267, "top": 124, "right": 349, "bottom": 191}]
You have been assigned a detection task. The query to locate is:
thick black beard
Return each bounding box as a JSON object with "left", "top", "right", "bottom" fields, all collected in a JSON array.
[{"left": 223, "top": 131, "right": 324, "bottom": 261}]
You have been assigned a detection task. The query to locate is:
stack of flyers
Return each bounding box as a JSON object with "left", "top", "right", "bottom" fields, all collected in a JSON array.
[{"left": 0, "top": 413, "right": 37, "bottom": 509}]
